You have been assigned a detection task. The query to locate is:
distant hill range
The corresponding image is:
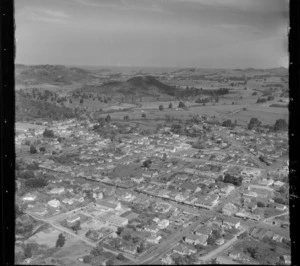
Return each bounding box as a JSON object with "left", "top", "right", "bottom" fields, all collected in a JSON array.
[
  {"left": 15, "top": 64, "right": 94, "bottom": 85},
  {"left": 77, "top": 75, "right": 177, "bottom": 97}
]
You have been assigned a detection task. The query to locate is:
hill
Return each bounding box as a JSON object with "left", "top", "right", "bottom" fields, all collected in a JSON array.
[
  {"left": 15, "top": 64, "right": 94, "bottom": 85},
  {"left": 16, "top": 95, "right": 75, "bottom": 121},
  {"left": 77, "top": 75, "right": 177, "bottom": 97}
]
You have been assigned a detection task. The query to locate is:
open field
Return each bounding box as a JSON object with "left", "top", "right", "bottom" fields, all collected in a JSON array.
[{"left": 26, "top": 226, "right": 61, "bottom": 248}]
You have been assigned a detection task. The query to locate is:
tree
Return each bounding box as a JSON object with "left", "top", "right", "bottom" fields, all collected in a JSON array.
[
  {"left": 273, "top": 119, "right": 288, "bottom": 132},
  {"left": 39, "top": 146, "right": 46, "bottom": 152},
  {"left": 237, "top": 231, "right": 248, "bottom": 239},
  {"left": 171, "top": 124, "right": 182, "bottom": 134},
  {"left": 174, "top": 256, "right": 184, "bottom": 265},
  {"left": 257, "top": 201, "right": 265, "bottom": 207},
  {"left": 24, "top": 245, "right": 32, "bottom": 258},
  {"left": 212, "top": 229, "right": 222, "bottom": 239},
  {"left": 178, "top": 101, "right": 186, "bottom": 108},
  {"left": 106, "top": 258, "right": 115, "bottom": 266},
  {"left": 141, "top": 113, "right": 146, "bottom": 118},
  {"left": 90, "top": 245, "right": 104, "bottom": 256},
  {"left": 82, "top": 255, "right": 92, "bottom": 263},
  {"left": 116, "top": 253, "right": 126, "bottom": 261},
  {"left": 246, "top": 247, "right": 258, "bottom": 259},
  {"left": 159, "top": 104, "right": 164, "bottom": 111},
  {"left": 71, "top": 221, "right": 81, "bottom": 233},
  {"left": 142, "top": 159, "right": 152, "bottom": 168},
  {"left": 273, "top": 197, "right": 285, "bottom": 205},
  {"left": 43, "top": 129, "right": 55, "bottom": 138},
  {"left": 169, "top": 102, "right": 173, "bottom": 109},
  {"left": 56, "top": 233, "right": 66, "bottom": 248},
  {"left": 207, "top": 235, "right": 216, "bottom": 245},
  {"left": 137, "top": 243, "right": 144, "bottom": 254},
  {"left": 222, "top": 120, "right": 233, "bottom": 128},
  {"left": 116, "top": 227, "right": 124, "bottom": 236},
  {"left": 124, "top": 115, "right": 129, "bottom": 120},
  {"left": 30, "top": 145, "right": 37, "bottom": 154},
  {"left": 248, "top": 117, "right": 261, "bottom": 130},
  {"left": 25, "top": 177, "right": 48, "bottom": 188},
  {"left": 18, "top": 170, "right": 34, "bottom": 179},
  {"left": 80, "top": 98, "right": 84, "bottom": 104},
  {"left": 105, "top": 115, "right": 111, "bottom": 123}
]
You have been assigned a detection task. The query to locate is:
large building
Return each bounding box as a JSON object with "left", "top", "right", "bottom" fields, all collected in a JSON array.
[{"left": 96, "top": 200, "right": 122, "bottom": 211}]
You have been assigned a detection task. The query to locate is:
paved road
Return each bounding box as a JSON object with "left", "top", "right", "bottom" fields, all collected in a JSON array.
[
  {"left": 199, "top": 229, "right": 246, "bottom": 262},
  {"left": 263, "top": 211, "right": 289, "bottom": 222},
  {"left": 171, "top": 155, "right": 263, "bottom": 171},
  {"left": 137, "top": 216, "right": 206, "bottom": 265}
]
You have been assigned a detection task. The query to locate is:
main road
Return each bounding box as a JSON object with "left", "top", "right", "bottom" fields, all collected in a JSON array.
[{"left": 198, "top": 229, "right": 247, "bottom": 262}]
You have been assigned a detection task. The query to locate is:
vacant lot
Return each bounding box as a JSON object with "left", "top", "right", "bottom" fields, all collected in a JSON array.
[{"left": 26, "top": 226, "right": 61, "bottom": 248}]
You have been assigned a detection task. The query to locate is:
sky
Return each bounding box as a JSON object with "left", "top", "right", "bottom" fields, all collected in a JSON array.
[{"left": 15, "top": 0, "right": 289, "bottom": 68}]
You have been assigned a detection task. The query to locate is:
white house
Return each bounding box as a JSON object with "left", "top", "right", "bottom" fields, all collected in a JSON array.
[
  {"left": 49, "top": 187, "right": 65, "bottom": 194},
  {"left": 47, "top": 199, "right": 60, "bottom": 208},
  {"left": 22, "top": 193, "right": 37, "bottom": 201},
  {"left": 157, "top": 219, "right": 170, "bottom": 229}
]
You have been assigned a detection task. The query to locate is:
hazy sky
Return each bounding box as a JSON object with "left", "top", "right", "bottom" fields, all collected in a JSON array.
[{"left": 15, "top": 0, "right": 289, "bottom": 68}]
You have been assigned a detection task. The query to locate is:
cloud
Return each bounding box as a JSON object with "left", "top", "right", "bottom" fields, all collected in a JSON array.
[
  {"left": 72, "top": 0, "right": 166, "bottom": 13},
  {"left": 21, "top": 7, "right": 69, "bottom": 23}
]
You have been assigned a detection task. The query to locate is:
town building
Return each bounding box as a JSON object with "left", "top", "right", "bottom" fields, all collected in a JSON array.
[{"left": 47, "top": 199, "right": 60, "bottom": 208}]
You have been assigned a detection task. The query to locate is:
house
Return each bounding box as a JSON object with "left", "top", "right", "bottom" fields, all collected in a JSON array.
[
  {"left": 185, "top": 234, "right": 199, "bottom": 245},
  {"left": 62, "top": 198, "right": 74, "bottom": 205},
  {"left": 272, "top": 234, "right": 283, "bottom": 243},
  {"left": 173, "top": 244, "right": 196, "bottom": 256},
  {"left": 121, "top": 245, "right": 137, "bottom": 255},
  {"left": 157, "top": 219, "right": 170, "bottom": 229},
  {"left": 161, "top": 255, "right": 173, "bottom": 265},
  {"left": 243, "top": 191, "right": 258, "bottom": 198},
  {"left": 229, "top": 250, "right": 241, "bottom": 260},
  {"left": 73, "top": 195, "right": 85, "bottom": 202},
  {"left": 282, "top": 255, "right": 291, "bottom": 265},
  {"left": 222, "top": 217, "right": 241, "bottom": 229},
  {"left": 215, "top": 238, "right": 225, "bottom": 245},
  {"left": 222, "top": 203, "right": 238, "bottom": 216},
  {"left": 195, "top": 226, "right": 212, "bottom": 238},
  {"left": 147, "top": 234, "right": 162, "bottom": 244},
  {"left": 185, "top": 234, "right": 208, "bottom": 246},
  {"left": 153, "top": 217, "right": 160, "bottom": 223},
  {"left": 220, "top": 185, "right": 235, "bottom": 196},
  {"left": 248, "top": 202, "right": 257, "bottom": 211},
  {"left": 93, "top": 191, "right": 104, "bottom": 200},
  {"left": 197, "top": 234, "right": 208, "bottom": 246},
  {"left": 144, "top": 225, "right": 160, "bottom": 234},
  {"left": 107, "top": 215, "right": 128, "bottom": 227},
  {"left": 49, "top": 187, "right": 65, "bottom": 194},
  {"left": 258, "top": 179, "right": 274, "bottom": 186},
  {"left": 47, "top": 199, "right": 60, "bottom": 208},
  {"left": 275, "top": 204, "right": 287, "bottom": 211},
  {"left": 273, "top": 180, "right": 285, "bottom": 187},
  {"left": 96, "top": 200, "right": 122, "bottom": 210},
  {"left": 29, "top": 205, "right": 48, "bottom": 216},
  {"left": 67, "top": 215, "right": 81, "bottom": 225},
  {"left": 22, "top": 193, "right": 37, "bottom": 201}
]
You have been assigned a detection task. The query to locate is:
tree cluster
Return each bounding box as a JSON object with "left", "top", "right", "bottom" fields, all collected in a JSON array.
[
  {"left": 25, "top": 177, "right": 48, "bottom": 188},
  {"left": 248, "top": 117, "right": 261, "bottom": 130},
  {"left": 223, "top": 173, "right": 242, "bottom": 186},
  {"left": 56, "top": 233, "right": 66, "bottom": 248},
  {"left": 273, "top": 119, "right": 288, "bottom": 132}
]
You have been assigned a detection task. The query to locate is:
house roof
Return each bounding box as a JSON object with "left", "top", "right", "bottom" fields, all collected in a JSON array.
[
  {"left": 96, "top": 200, "right": 119, "bottom": 209},
  {"left": 195, "top": 226, "right": 212, "bottom": 235}
]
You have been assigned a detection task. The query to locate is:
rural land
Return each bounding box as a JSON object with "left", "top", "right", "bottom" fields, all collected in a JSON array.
[{"left": 15, "top": 65, "right": 290, "bottom": 265}]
